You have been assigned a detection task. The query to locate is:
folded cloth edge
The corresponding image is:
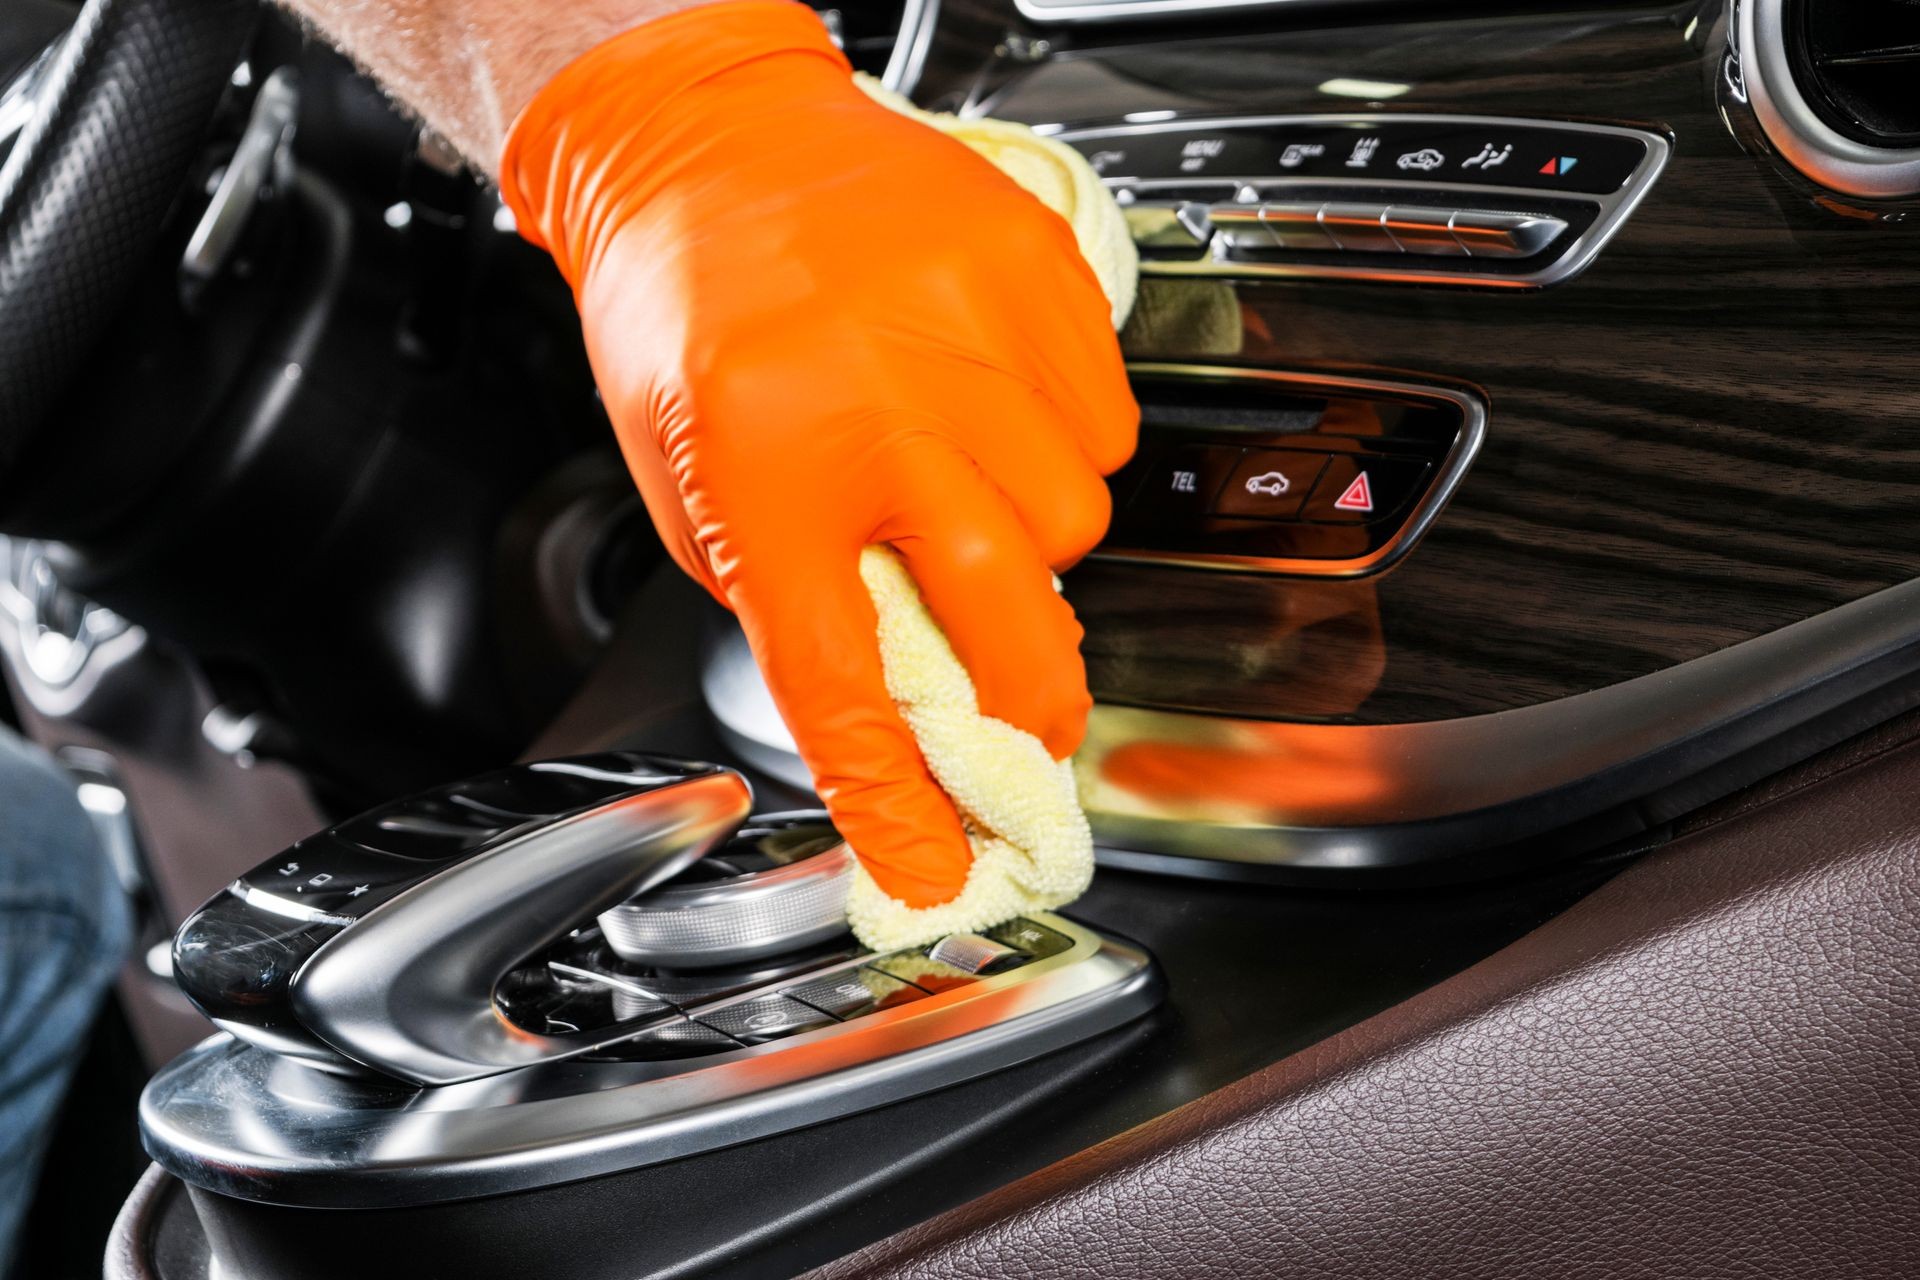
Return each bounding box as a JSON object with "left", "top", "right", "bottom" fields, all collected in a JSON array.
[{"left": 845, "top": 548, "right": 1098, "bottom": 951}]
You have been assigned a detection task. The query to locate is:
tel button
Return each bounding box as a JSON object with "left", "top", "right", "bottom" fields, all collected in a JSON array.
[
  {"left": 1303, "top": 455, "right": 1431, "bottom": 524},
  {"left": 1126, "top": 444, "right": 1242, "bottom": 523},
  {"left": 1211, "top": 450, "right": 1328, "bottom": 521}
]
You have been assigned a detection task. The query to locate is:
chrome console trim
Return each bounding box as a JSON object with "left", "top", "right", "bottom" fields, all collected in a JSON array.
[
  {"left": 1737, "top": 0, "right": 1920, "bottom": 199},
  {"left": 1097, "top": 364, "right": 1486, "bottom": 578},
  {"left": 1053, "top": 115, "right": 1670, "bottom": 289},
  {"left": 141, "top": 912, "right": 1159, "bottom": 1207}
]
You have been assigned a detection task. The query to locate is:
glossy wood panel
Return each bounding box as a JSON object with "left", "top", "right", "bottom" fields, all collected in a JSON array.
[{"left": 915, "top": 0, "right": 1920, "bottom": 722}]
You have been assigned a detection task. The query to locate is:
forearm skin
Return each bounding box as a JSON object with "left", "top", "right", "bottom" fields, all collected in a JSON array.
[{"left": 272, "top": 0, "right": 709, "bottom": 167}]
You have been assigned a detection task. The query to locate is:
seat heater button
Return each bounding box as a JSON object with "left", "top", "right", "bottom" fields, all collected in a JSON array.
[
  {"left": 1317, "top": 202, "right": 1400, "bottom": 253},
  {"left": 927, "top": 933, "right": 1026, "bottom": 975},
  {"left": 1303, "top": 455, "right": 1433, "bottom": 525},
  {"left": 694, "top": 994, "right": 837, "bottom": 1045},
  {"left": 1211, "top": 450, "right": 1329, "bottom": 521},
  {"left": 784, "top": 969, "right": 926, "bottom": 1020},
  {"left": 1382, "top": 206, "right": 1468, "bottom": 256}
]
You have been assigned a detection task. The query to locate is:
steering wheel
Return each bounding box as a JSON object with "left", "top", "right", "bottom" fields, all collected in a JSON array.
[{"left": 0, "top": 0, "right": 253, "bottom": 483}]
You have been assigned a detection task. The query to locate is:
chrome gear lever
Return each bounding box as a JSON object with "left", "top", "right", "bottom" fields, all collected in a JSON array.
[{"left": 171, "top": 753, "right": 752, "bottom": 1086}]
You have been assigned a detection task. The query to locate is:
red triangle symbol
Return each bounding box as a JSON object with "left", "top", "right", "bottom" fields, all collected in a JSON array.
[
  {"left": 1539, "top": 157, "right": 1559, "bottom": 175},
  {"left": 1334, "top": 471, "right": 1374, "bottom": 512}
]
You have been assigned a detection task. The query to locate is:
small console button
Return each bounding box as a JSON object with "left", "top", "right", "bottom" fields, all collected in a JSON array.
[
  {"left": 784, "top": 968, "right": 927, "bottom": 1021},
  {"left": 1212, "top": 451, "right": 1329, "bottom": 521},
  {"left": 986, "top": 918, "right": 1076, "bottom": 960},
  {"left": 1126, "top": 444, "right": 1242, "bottom": 523},
  {"left": 927, "top": 934, "right": 1027, "bottom": 976},
  {"left": 694, "top": 995, "right": 837, "bottom": 1045},
  {"left": 1070, "top": 131, "right": 1268, "bottom": 181},
  {"left": 1259, "top": 203, "right": 1339, "bottom": 251},
  {"left": 1317, "top": 202, "right": 1400, "bottom": 253},
  {"left": 1447, "top": 210, "right": 1569, "bottom": 259},
  {"left": 1381, "top": 206, "right": 1468, "bottom": 256},
  {"left": 1304, "top": 455, "right": 1433, "bottom": 525},
  {"left": 867, "top": 952, "right": 978, "bottom": 994},
  {"left": 591, "top": 1016, "right": 743, "bottom": 1061}
]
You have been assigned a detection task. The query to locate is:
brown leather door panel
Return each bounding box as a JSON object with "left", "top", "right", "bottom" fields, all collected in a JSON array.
[{"left": 813, "top": 733, "right": 1920, "bottom": 1279}]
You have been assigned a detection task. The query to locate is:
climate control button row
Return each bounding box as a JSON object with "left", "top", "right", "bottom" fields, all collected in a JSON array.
[{"left": 1145, "top": 197, "right": 1567, "bottom": 260}]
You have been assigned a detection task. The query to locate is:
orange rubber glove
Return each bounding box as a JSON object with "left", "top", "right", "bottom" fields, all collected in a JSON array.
[{"left": 499, "top": 0, "right": 1137, "bottom": 908}]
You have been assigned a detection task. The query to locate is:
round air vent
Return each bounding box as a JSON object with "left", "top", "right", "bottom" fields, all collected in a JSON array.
[
  {"left": 1741, "top": 0, "right": 1920, "bottom": 197},
  {"left": 1789, "top": 0, "right": 1920, "bottom": 146}
]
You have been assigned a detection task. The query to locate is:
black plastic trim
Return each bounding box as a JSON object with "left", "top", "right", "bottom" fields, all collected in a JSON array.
[{"left": 1085, "top": 575, "right": 1920, "bottom": 876}]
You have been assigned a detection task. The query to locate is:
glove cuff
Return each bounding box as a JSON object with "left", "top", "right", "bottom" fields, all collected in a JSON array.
[{"left": 497, "top": 0, "right": 850, "bottom": 286}]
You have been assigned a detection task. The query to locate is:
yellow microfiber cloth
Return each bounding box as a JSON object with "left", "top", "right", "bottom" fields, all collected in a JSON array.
[{"left": 842, "top": 83, "right": 1139, "bottom": 952}]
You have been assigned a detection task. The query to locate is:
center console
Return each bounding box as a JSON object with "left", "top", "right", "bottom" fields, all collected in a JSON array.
[{"left": 140, "top": 755, "right": 1159, "bottom": 1264}]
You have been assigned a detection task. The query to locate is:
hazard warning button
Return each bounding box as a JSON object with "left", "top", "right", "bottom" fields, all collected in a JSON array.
[{"left": 1303, "top": 454, "right": 1431, "bottom": 524}]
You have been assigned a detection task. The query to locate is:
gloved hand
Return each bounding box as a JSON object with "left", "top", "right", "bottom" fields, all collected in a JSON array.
[{"left": 500, "top": 0, "right": 1137, "bottom": 908}]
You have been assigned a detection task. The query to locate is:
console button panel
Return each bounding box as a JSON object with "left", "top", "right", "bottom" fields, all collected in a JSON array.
[
  {"left": 522, "top": 914, "right": 1092, "bottom": 1059},
  {"left": 1099, "top": 366, "right": 1485, "bottom": 576},
  {"left": 1062, "top": 115, "right": 1669, "bottom": 288}
]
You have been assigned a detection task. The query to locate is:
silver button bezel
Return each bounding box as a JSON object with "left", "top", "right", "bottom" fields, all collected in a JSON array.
[{"left": 1054, "top": 114, "right": 1670, "bottom": 289}]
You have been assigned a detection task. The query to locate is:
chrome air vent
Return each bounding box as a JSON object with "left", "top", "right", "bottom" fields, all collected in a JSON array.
[
  {"left": 1789, "top": 0, "right": 1920, "bottom": 146},
  {"left": 1741, "top": 0, "right": 1920, "bottom": 197},
  {"left": 813, "top": 0, "right": 933, "bottom": 91}
]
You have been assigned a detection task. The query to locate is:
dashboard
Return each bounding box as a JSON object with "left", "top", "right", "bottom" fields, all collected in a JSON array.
[
  {"left": 7, "top": 2, "right": 1920, "bottom": 1275},
  {"left": 665, "top": 0, "right": 1920, "bottom": 885}
]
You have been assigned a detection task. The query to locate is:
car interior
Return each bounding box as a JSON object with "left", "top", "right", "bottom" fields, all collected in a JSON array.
[{"left": 3, "top": 0, "right": 1919, "bottom": 1276}]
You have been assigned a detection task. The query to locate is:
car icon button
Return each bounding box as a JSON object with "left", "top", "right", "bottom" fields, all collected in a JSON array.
[{"left": 1212, "top": 450, "right": 1329, "bottom": 520}]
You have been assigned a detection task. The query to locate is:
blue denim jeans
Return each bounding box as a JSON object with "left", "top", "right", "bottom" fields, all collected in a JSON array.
[{"left": 0, "top": 725, "right": 129, "bottom": 1272}]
